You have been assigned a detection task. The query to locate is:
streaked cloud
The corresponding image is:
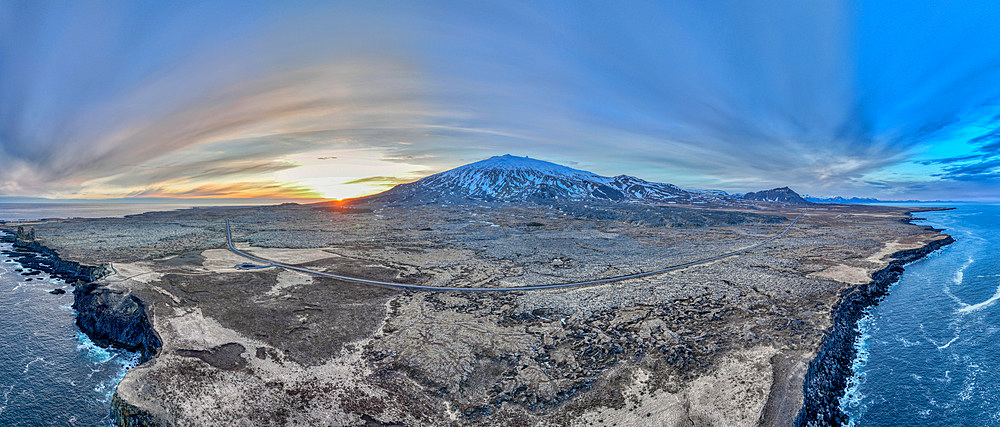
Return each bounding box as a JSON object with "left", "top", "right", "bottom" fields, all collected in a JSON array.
[
  {"left": 3, "top": 1, "right": 1000, "bottom": 201},
  {"left": 341, "top": 176, "right": 413, "bottom": 186}
]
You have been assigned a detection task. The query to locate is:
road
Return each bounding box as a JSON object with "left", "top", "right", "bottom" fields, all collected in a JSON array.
[{"left": 225, "top": 211, "right": 805, "bottom": 292}]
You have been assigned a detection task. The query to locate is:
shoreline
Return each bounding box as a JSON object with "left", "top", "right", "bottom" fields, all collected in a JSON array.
[
  {"left": 795, "top": 210, "right": 955, "bottom": 426},
  {"left": 0, "top": 228, "right": 162, "bottom": 425}
]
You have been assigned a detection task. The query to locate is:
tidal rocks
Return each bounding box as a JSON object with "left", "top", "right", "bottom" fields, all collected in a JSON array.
[
  {"left": 7, "top": 238, "right": 110, "bottom": 284},
  {"left": 796, "top": 235, "right": 955, "bottom": 426},
  {"left": 73, "top": 282, "right": 161, "bottom": 362},
  {"left": 49, "top": 288, "right": 66, "bottom": 295}
]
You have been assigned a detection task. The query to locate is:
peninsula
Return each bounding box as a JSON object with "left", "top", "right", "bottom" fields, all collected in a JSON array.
[{"left": 0, "top": 156, "right": 952, "bottom": 426}]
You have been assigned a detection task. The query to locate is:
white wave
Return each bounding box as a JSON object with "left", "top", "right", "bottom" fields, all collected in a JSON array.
[
  {"left": 76, "top": 331, "right": 115, "bottom": 363},
  {"left": 945, "top": 256, "right": 980, "bottom": 309},
  {"left": 953, "top": 256, "right": 974, "bottom": 285},
  {"left": 94, "top": 351, "right": 141, "bottom": 403},
  {"left": 957, "top": 286, "right": 1000, "bottom": 314},
  {"left": 959, "top": 368, "right": 979, "bottom": 402},
  {"left": 22, "top": 356, "right": 53, "bottom": 374},
  {"left": 937, "top": 336, "right": 960, "bottom": 349},
  {"left": 840, "top": 310, "right": 876, "bottom": 420},
  {"left": 0, "top": 383, "right": 14, "bottom": 417}
]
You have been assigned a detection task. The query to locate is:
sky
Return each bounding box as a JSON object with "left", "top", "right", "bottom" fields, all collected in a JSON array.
[{"left": 3, "top": 1, "right": 1000, "bottom": 201}]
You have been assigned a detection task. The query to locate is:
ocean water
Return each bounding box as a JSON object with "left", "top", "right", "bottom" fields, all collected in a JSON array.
[
  {"left": 0, "top": 202, "right": 204, "bottom": 221},
  {"left": 841, "top": 204, "right": 1000, "bottom": 425}
]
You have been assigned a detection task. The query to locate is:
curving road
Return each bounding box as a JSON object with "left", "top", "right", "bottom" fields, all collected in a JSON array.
[{"left": 225, "top": 211, "right": 805, "bottom": 292}]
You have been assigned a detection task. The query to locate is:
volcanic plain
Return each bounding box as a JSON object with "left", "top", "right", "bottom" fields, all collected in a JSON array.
[{"left": 1, "top": 199, "right": 949, "bottom": 426}]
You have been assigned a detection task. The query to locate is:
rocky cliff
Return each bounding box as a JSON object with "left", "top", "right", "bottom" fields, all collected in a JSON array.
[
  {"left": 72, "top": 281, "right": 161, "bottom": 362},
  {"left": 2, "top": 227, "right": 111, "bottom": 283},
  {"left": 796, "top": 231, "right": 954, "bottom": 426}
]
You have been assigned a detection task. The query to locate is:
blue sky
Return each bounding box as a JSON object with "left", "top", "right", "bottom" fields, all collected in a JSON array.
[{"left": 2, "top": 1, "right": 1000, "bottom": 200}]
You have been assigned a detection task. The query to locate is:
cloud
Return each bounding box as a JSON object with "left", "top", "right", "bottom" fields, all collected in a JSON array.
[
  {"left": 3, "top": 1, "right": 1000, "bottom": 200},
  {"left": 918, "top": 155, "right": 983, "bottom": 165},
  {"left": 863, "top": 181, "right": 892, "bottom": 189},
  {"left": 341, "top": 176, "right": 413, "bottom": 186},
  {"left": 934, "top": 159, "right": 1000, "bottom": 182},
  {"left": 130, "top": 181, "right": 322, "bottom": 199}
]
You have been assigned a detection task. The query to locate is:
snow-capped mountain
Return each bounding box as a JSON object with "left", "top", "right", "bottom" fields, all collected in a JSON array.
[
  {"left": 740, "top": 187, "right": 810, "bottom": 204},
  {"left": 365, "top": 154, "right": 725, "bottom": 204}
]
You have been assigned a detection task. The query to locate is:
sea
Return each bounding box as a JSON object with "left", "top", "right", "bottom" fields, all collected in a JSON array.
[
  {"left": 0, "top": 203, "right": 208, "bottom": 426},
  {"left": 0, "top": 203, "right": 200, "bottom": 222},
  {"left": 841, "top": 204, "right": 1000, "bottom": 425}
]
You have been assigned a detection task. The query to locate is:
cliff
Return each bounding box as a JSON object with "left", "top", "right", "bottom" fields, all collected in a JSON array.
[
  {"left": 795, "top": 231, "right": 954, "bottom": 426},
  {"left": 72, "top": 282, "right": 161, "bottom": 362},
  {"left": 2, "top": 227, "right": 111, "bottom": 283},
  {"left": 1, "top": 228, "right": 163, "bottom": 424}
]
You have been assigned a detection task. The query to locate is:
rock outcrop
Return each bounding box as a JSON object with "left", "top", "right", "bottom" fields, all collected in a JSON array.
[
  {"left": 112, "top": 392, "right": 166, "bottom": 427},
  {"left": 73, "top": 281, "right": 161, "bottom": 362}
]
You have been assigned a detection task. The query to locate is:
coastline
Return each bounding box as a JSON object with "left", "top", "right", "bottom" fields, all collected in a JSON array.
[
  {"left": 0, "top": 228, "right": 163, "bottom": 426},
  {"left": 795, "top": 210, "right": 955, "bottom": 426}
]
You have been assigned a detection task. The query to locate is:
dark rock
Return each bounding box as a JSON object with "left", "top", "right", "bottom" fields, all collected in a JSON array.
[
  {"left": 9, "top": 238, "right": 110, "bottom": 283},
  {"left": 73, "top": 282, "right": 161, "bottom": 362},
  {"left": 15, "top": 226, "right": 35, "bottom": 241},
  {"left": 50, "top": 289, "right": 66, "bottom": 295},
  {"left": 112, "top": 391, "right": 165, "bottom": 427}
]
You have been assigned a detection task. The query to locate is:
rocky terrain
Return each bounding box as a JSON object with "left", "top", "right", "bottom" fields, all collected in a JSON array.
[{"left": 0, "top": 197, "right": 950, "bottom": 426}]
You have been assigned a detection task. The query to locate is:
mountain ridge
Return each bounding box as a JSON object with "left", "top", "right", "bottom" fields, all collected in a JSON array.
[
  {"left": 360, "top": 154, "right": 802, "bottom": 206},
  {"left": 741, "top": 186, "right": 810, "bottom": 204}
]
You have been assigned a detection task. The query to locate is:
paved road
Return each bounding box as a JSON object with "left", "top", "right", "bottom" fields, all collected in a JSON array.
[{"left": 225, "top": 211, "right": 805, "bottom": 292}]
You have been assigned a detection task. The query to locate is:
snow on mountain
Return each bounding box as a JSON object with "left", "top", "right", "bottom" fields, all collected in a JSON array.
[
  {"left": 740, "top": 187, "right": 810, "bottom": 204},
  {"left": 368, "top": 154, "right": 725, "bottom": 204},
  {"left": 412, "top": 154, "right": 611, "bottom": 200}
]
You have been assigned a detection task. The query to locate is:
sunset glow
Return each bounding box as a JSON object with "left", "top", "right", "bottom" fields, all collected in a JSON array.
[{"left": 3, "top": 2, "right": 1000, "bottom": 201}]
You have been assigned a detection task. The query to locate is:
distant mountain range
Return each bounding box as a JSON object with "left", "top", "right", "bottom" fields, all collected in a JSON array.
[
  {"left": 803, "top": 196, "right": 926, "bottom": 204},
  {"left": 362, "top": 154, "right": 809, "bottom": 206}
]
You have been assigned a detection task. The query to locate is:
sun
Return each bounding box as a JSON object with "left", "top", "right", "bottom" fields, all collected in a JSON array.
[{"left": 272, "top": 149, "right": 424, "bottom": 200}]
